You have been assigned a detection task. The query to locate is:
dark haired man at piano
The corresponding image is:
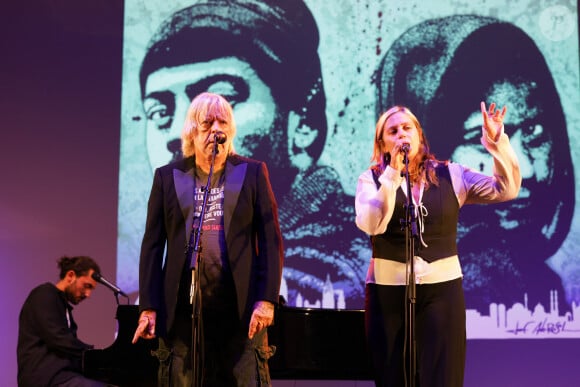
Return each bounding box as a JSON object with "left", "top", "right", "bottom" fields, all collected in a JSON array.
[{"left": 17, "top": 255, "right": 109, "bottom": 387}]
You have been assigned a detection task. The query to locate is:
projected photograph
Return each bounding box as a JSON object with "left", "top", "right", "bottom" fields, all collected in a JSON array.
[{"left": 118, "top": 0, "right": 580, "bottom": 338}]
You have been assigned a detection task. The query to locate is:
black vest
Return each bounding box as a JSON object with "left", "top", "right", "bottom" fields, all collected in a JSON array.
[{"left": 370, "top": 164, "right": 459, "bottom": 263}]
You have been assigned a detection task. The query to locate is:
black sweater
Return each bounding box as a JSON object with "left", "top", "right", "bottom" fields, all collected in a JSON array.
[{"left": 17, "top": 283, "right": 93, "bottom": 387}]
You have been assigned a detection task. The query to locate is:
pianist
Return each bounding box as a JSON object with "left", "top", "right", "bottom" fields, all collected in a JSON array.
[{"left": 17, "top": 255, "right": 109, "bottom": 387}]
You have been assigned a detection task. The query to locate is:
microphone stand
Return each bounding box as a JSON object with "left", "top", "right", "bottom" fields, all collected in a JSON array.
[
  {"left": 185, "top": 140, "right": 220, "bottom": 387},
  {"left": 400, "top": 148, "right": 418, "bottom": 387}
]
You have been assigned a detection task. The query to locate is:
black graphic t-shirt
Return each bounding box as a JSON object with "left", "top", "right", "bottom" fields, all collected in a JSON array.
[{"left": 192, "top": 168, "right": 235, "bottom": 311}]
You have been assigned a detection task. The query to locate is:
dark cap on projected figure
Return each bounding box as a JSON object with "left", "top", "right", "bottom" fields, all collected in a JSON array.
[
  {"left": 139, "top": 0, "right": 320, "bottom": 108},
  {"left": 139, "top": 0, "right": 328, "bottom": 166}
]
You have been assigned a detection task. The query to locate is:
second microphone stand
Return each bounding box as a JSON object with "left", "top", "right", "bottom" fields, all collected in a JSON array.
[
  {"left": 400, "top": 148, "right": 418, "bottom": 387},
  {"left": 185, "top": 139, "right": 221, "bottom": 387}
]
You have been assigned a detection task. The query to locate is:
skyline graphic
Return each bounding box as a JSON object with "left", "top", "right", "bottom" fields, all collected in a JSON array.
[{"left": 281, "top": 275, "right": 580, "bottom": 339}]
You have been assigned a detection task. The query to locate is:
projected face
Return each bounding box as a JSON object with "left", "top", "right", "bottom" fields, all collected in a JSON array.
[
  {"left": 143, "top": 57, "right": 276, "bottom": 169},
  {"left": 452, "top": 80, "right": 552, "bottom": 233}
]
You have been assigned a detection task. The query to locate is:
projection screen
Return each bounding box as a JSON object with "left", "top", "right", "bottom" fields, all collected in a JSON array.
[{"left": 118, "top": 0, "right": 579, "bottom": 339}]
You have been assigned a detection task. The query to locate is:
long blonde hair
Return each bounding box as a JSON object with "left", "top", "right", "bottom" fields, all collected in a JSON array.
[
  {"left": 371, "top": 105, "right": 441, "bottom": 187},
  {"left": 181, "top": 92, "right": 237, "bottom": 158}
]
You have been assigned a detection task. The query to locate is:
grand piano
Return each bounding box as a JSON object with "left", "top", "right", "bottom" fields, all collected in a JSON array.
[
  {"left": 82, "top": 305, "right": 158, "bottom": 386},
  {"left": 83, "top": 304, "right": 373, "bottom": 385}
]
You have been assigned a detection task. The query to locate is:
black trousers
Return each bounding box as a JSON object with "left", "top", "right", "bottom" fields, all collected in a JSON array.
[{"left": 365, "top": 278, "right": 466, "bottom": 387}]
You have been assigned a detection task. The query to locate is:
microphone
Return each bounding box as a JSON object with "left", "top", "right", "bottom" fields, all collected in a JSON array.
[
  {"left": 214, "top": 131, "right": 227, "bottom": 144},
  {"left": 92, "top": 272, "right": 128, "bottom": 297},
  {"left": 400, "top": 143, "right": 410, "bottom": 153}
]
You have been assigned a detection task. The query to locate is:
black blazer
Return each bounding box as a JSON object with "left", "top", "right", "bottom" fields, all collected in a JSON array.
[{"left": 138, "top": 154, "right": 283, "bottom": 335}]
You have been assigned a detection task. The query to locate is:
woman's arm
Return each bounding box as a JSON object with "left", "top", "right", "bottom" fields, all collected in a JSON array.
[{"left": 355, "top": 166, "right": 404, "bottom": 235}]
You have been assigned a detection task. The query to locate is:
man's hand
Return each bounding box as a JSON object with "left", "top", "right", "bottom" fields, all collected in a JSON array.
[
  {"left": 481, "top": 101, "right": 507, "bottom": 142},
  {"left": 131, "top": 310, "right": 157, "bottom": 344},
  {"left": 248, "top": 301, "right": 274, "bottom": 339}
]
